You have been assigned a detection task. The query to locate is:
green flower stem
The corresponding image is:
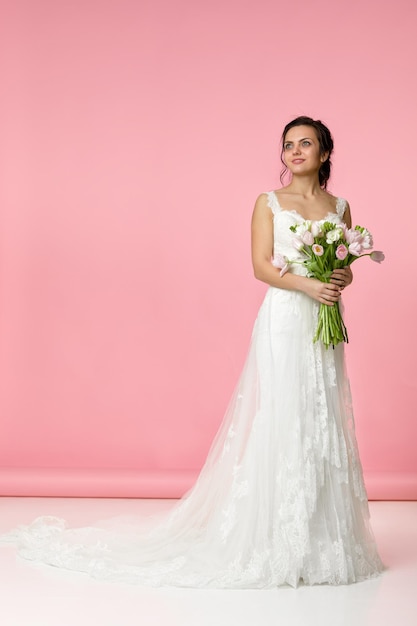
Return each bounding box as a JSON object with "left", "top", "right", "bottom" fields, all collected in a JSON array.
[{"left": 313, "top": 301, "right": 348, "bottom": 349}]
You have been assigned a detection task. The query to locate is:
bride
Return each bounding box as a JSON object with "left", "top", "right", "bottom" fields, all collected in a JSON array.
[{"left": 2, "top": 116, "right": 384, "bottom": 588}]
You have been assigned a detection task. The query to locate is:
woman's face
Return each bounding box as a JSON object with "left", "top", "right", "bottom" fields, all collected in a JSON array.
[{"left": 282, "top": 125, "right": 327, "bottom": 176}]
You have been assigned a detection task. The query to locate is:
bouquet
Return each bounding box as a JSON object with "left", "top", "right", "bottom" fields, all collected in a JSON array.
[{"left": 272, "top": 220, "right": 384, "bottom": 349}]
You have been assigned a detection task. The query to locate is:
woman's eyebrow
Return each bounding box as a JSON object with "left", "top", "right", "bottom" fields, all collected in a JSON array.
[{"left": 285, "top": 137, "right": 314, "bottom": 143}]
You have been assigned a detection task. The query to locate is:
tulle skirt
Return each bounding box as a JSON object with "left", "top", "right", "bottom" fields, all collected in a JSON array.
[{"left": 1, "top": 287, "right": 384, "bottom": 588}]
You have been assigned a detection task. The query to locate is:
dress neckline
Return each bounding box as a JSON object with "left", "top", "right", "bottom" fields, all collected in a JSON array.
[{"left": 272, "top": 191, "right": 340, "bottom": 222}]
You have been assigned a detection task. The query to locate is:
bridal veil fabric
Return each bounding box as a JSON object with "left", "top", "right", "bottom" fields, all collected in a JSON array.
[{"left": 1, "top": 191, "right": 384, "bottom": 588}]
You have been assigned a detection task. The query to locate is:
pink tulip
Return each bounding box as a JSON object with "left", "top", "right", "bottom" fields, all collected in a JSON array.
[
  {"left": 311, "top": 222, "right": 323, "bottom": 237},
  {"left": 370, "top": 250, "right": 385, "bottom": 263},
  {"left": 312, "top": 244, "right": 324, "bottom": 256},
  {"left": 336, "top": 244, "right": 348, "bottom": 260},
  {"left": 271, "top": 253, "right": 285, "bottom": 268},
  {"left": 340, "top": 223, "right": 349, "bottom": 238},
  {"left": 292, "top": 237, "right": 305, "bottom": 251},
  {"left": 279, "top": 263, "right": 289, "bottom": 277},
  {"left": 302, "top": 231, "right": 314, "bottom": 246},
  {"left": 348, "top": 241, "right": 364, "bottom": 256},
  {"left": 345, "top": 229, "right": 362, "bottom": 245},
  {"left": 271, "top": 254, "right": 290, "bottom": 277},
  {"left": 361, "top": 228, "right": 373, "bottom": 249}
]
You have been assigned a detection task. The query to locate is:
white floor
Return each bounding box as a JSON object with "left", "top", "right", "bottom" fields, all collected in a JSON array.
[{"left": 0, "top": 499, "right": 416, "bottom": 626}]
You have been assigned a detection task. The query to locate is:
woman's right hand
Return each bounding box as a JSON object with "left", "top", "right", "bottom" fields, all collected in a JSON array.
[{"left": 302, "top": 277, "right": 341, "bottom": 306}]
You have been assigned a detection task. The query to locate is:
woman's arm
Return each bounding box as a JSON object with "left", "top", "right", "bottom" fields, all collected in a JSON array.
[{"left": 251, "top": 194, "right": 341, "bottom": 306}]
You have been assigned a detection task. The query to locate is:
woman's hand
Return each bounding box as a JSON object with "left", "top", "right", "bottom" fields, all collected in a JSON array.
[
  {"left": 330, "top": 267, "right": 353, "bottom": 291},
  {"left": 302, "top": 277, "right": 341, "bottom": 305}
]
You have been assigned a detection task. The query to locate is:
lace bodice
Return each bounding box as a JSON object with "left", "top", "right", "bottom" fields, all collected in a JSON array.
[{"left": 266, "top": 191, "right": 347, "bottom": 275}]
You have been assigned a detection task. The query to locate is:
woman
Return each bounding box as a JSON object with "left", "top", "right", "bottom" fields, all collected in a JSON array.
[{"left": 2, "top": 116, "right": 384, "bottom": 587}]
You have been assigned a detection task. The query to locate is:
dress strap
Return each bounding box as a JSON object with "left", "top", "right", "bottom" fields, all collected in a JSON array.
[
  {"left": 336, "top": 197, "right": 347, "bottom": 219},
  {"left": 266, "top": 191, "right": 280, "bottom": 215}
]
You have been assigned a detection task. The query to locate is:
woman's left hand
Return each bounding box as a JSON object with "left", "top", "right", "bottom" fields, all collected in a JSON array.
[{"left": 330, "top": 267, "right": 353, "bottom": 291}]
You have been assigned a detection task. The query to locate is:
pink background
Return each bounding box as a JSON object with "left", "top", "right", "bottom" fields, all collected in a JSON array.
[{"left": 0, "top": 0, "right": 415, "bottom": 498}]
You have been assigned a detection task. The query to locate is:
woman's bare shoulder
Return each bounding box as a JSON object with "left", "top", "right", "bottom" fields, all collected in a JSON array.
[
  {"left": 253, "top": 191, "right": 271, "bottom": 210},
  {"left": 252, "top": 192, "right": 274, "bottom": 223}
]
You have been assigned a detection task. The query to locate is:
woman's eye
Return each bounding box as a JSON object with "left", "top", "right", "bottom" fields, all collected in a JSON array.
[
  {"left": 302, "top": 140, "right": 311, "bottom": 146},
  {"left": 284, "top": 143, "right": 292, "bottom": 150}
]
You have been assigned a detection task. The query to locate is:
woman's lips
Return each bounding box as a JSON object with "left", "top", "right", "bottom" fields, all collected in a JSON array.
[{"left": 292, "top": 159, "right": 305, "bottom": 164}]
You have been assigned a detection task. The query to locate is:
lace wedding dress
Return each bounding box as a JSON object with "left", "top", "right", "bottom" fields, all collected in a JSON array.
[{"left": 1, "top": 191, "right": 384, "bottom": 588}]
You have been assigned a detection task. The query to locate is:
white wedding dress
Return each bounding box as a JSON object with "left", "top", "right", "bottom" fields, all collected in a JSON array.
[{"left": 2, "top": 191, "right": 384, "bottom": 588}]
